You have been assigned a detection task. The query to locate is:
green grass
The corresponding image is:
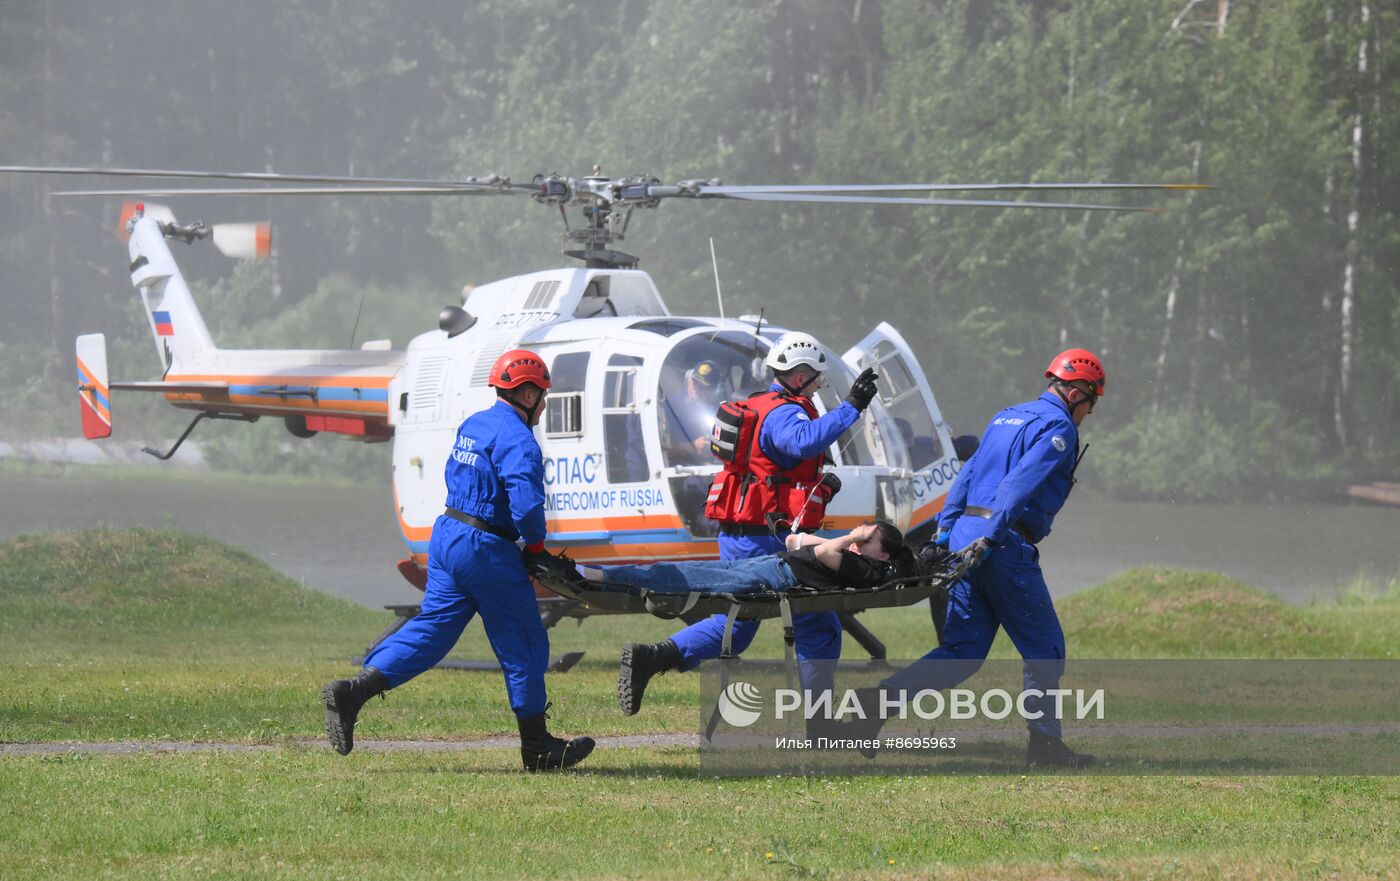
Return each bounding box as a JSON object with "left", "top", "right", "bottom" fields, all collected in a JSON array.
[
  {"left": 3, "top": 751, "right": 1397, "bottom": 880},
  {"left": 1058, "top": 568, "right": 1400, "bottom": 658},
  {"left": 2, "top": 529, "right": 1399, "bottom": 879},
  {"left": 3, "top": 530, "right": 1395, "bottom": 743}
]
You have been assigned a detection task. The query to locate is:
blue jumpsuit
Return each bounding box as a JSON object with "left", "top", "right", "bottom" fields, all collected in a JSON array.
[
  {"left": 365, "top": 399, "right": 551, "bottom": 718},
  {"left": 883, "top": 391, "right": 1080, "bottom": 737},
  {"left": 669, "top": 382, "right": 860, "bottom": 670}
]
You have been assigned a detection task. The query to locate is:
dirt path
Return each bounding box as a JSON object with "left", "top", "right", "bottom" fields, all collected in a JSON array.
[
  {"left": 0, "top": 733, "right": 701, "bottom": 756},
  {"left": 4, "top": 724, "right": 1396, "bottom": 757}
]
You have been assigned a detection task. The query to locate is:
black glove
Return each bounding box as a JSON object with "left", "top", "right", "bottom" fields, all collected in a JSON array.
[
  {"left": 845, "top": 367, "right": 879, "bottom": 412},
  {"left": 819, "top": 472, "right": 842, "bottom": 498},
  {"left": 521, "top": 547, "right": 552, "bottom": 577},
  {"left": 522, "top": 548, "right": 583, "bottom": 584},
  {"left": 958, "top": 537, "right": 994, "bottom": 570}
]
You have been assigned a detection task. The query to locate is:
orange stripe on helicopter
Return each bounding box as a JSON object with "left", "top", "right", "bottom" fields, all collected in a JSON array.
[
  {"left": 161, "top": 371, "right": 392, "bottom": 417},
  {"left": 910, "top": 493, "right": 949, "bottom": 528},
  {"left": 75, "top": 355, "right": 111, "bottom": 423},
  {"left": 546, "top": 513, "right": 685, "bottom": 532},
  {"left": 397, "top": 512, "right": 691, "bottom": 544},
  {"left": 564, "top": 541, "right": 720, "bottom": 562},
  {"left": 402, "top": 543, "right": 720, "bottom": 568},
  {"left": 165, "top": 372, "right": 393, "bottom": 387},
  {"left": 398, "top": 511, "right": 905, "bottom": 547},
  {"left": 392, "top": 481, "right": 433, "bottom": 543}
]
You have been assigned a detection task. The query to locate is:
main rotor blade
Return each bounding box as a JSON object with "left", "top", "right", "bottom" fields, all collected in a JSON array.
[
  {"left": 52, "top": 185, "right": 523, "bottom": 197},
  {"left": 711, "top": 192, "right": 1163, "bottom": 211},
  {"left": 0, "top": 164, "right": 521, "bottom": 189},
  {"left": 698, "top": 182, "right": 1211, "bottom": 195}
]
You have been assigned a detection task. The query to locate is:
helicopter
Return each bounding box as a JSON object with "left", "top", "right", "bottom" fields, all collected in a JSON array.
[{"left": 2, "top": 164, "right": 1201, "bottom": 665}]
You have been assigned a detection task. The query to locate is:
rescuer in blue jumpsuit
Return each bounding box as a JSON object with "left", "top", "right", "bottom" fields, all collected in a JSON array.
[
  {"left": 321, "top": 348, "right": 594, "bottom": 771},
  {"left": 841, "top": 348, "right": 1106, "bottom": 767},
  {"left": 617, "top": 331, "right": 881, "bottom": 715}
]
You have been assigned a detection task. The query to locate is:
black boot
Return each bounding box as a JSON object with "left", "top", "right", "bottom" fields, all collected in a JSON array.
[
  {"left": 826, "top": 687, "right": 889, "bottom": 759},
  {"left": 321, "top": 667, "right": 389, "bottom": 756},
  {"left": 1026, "top": 731, "right": 1097, "bottom": 768},
  {"left": 518, "top": 707, "right": 595, "bottom": 772},
  {"left": 617, "top": 639, "right": 681, "bottom": 716}
]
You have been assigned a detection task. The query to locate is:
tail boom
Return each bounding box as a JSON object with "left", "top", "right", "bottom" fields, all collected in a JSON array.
[{"left": 157, "top": 351, "right": 403, "bottom": 439}]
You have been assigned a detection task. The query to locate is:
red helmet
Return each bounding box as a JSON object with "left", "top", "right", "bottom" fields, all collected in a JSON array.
[
  {"left": 1045, "top": 348, "right": 1106, "bottom": 396},
  {"left": 489, "top": 349, "right": 551, "bottom": 391}
]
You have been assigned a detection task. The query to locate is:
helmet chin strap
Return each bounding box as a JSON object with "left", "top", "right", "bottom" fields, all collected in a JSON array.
[
  {"left": 1051, "top": 380, "right": 1095, "bottom": 416},
  {"left": 777, "top": 370, "right": 818, "bottom": 397},
  {"left": 503, "top": 387, "right": 544, "bottom": 425}
]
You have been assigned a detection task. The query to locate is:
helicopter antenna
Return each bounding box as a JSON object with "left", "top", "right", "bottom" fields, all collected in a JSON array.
[
  {"left": 348, "top": 290, "right": 366, "bottom": 348},
  {"left": 749, "top": 307, "right": 766, "bottom": 362},
  {"left": 709, "top": 237, "right": 725, "bottom": 322}
]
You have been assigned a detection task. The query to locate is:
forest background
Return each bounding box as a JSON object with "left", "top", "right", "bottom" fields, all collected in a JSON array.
[{"left": 0, "top": 0, "right": 1394, "bottom": 502}]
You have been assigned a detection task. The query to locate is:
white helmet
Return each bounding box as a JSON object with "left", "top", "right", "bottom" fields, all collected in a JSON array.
[{"left": 764, "top": 331, "right": 828, "bottom": 373}]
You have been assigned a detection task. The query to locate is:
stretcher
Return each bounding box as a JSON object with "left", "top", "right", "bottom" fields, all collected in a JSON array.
[
  {"left": 530, "top": 543, "right": 972, "bottom": 661},
  {"left": 532, "top": 544, "right": 971, "bottom": 742}
]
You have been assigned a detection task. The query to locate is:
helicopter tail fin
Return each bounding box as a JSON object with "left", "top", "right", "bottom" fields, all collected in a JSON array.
[
  {"left": 76, "top": 333, "right": 112, "bottom": 439},
  {"left": 126, "top": 211, "right": 218, "bottom": 372}
]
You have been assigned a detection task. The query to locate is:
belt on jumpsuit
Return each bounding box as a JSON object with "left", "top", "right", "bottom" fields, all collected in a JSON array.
[
  {"left": 962, "top": 505, "right": 1038, "bottom": 545},
  {"left": 443, "top": 507, "right": 519, "bottom": 542},
  {"left": 718, "top": 522, "right": 776, "bottom": 537}
]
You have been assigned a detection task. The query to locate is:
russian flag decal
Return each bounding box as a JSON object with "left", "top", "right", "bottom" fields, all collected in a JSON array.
[{"left": 153, "top": 310, "right": 174, "bottom": 336}]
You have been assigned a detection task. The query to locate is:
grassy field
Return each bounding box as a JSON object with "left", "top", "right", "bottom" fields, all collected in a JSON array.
[{"left": 2, "top": 529, "right": 1398, "bottom": 879}]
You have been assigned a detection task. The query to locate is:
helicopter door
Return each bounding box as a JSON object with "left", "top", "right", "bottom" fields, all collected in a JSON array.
[
  {"left": 602, "top": 353, "right": 649, "bottom": 484},
  {"left": 843, "top": 322, "right": 958, "bottom": 539}
]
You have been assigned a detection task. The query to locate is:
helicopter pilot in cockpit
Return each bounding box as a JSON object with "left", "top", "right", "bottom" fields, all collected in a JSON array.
[
  {"left": 657, "top": 358, "right": 732, "bottom": 534},
  {"left": 660, "top": 359, "right": 731, "bottom": 464}
]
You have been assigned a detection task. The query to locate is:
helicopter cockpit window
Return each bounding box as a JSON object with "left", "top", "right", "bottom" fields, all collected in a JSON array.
[
  {"left": 867, "top": 340, "right": 942, "bottom": 470},
  {"left": 657, "top": 331, "right": 766, "bottom": 468},
  {"left": 603, "top": 354, "right": 648, "bottom": 483},
  {"left": 543, "top": 351, "right": 589, "bottom": 439}
]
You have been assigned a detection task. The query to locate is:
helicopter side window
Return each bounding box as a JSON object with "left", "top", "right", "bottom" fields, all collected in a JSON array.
[
  {"left": 544, "top": 351, "right": 589, "bottom": 439},
  {"left": 603, "top": 354, "right": 648, "bottom": 484},
  {"left": 656, "top": 332, "right": 767, "bottom": 534},
  {"left": 867, "top": 340, "right": 943, "bottom": 469}
]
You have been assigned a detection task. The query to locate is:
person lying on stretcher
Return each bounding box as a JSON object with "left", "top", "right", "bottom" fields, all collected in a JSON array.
[{"left": 575, "top": 521, "right": 916, "bottom": 595}]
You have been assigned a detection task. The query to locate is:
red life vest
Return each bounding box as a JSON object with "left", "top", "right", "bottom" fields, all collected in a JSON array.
[{"left": 703, "top": 390, "right": 835, "bottom": 532}]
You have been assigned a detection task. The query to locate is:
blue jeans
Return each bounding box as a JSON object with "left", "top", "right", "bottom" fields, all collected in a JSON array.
[
  {"left": 603, "top": 555, "right": 801, "bottom": 594},
  {"left": 666, "top": 533, "right": 843, "bottom": 678}
]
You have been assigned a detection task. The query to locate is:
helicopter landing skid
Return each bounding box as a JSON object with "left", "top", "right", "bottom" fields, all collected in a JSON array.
[{"left": 355, "top": 603, "right": 587, "bottom": 673}]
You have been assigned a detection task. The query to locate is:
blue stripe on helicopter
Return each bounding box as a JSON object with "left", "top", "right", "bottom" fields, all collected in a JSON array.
[
  {"left": 545, "top": 528, "right": 692, "bottom": 544},
  {"left": 399, "top": 525, "right": 851, "bottom": 556},
  {"left": 228, "top": 384, "right": 390, "bottom": 402},
  {"left": 76, "top": 367, "right": 110, "bottom": 410}
]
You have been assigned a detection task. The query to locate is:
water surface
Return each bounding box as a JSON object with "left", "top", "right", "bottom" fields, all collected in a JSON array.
[{"left": 2, "top": 476, "right": 1396, "bottom": 608}]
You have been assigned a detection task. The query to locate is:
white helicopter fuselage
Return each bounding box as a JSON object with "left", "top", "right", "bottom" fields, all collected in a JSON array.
[
  {"left": 389, "top": 266, "right": 963, "bottom": 571},
  {"left": 83, "top": 214, "right": 963, "bottom": 587}
]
